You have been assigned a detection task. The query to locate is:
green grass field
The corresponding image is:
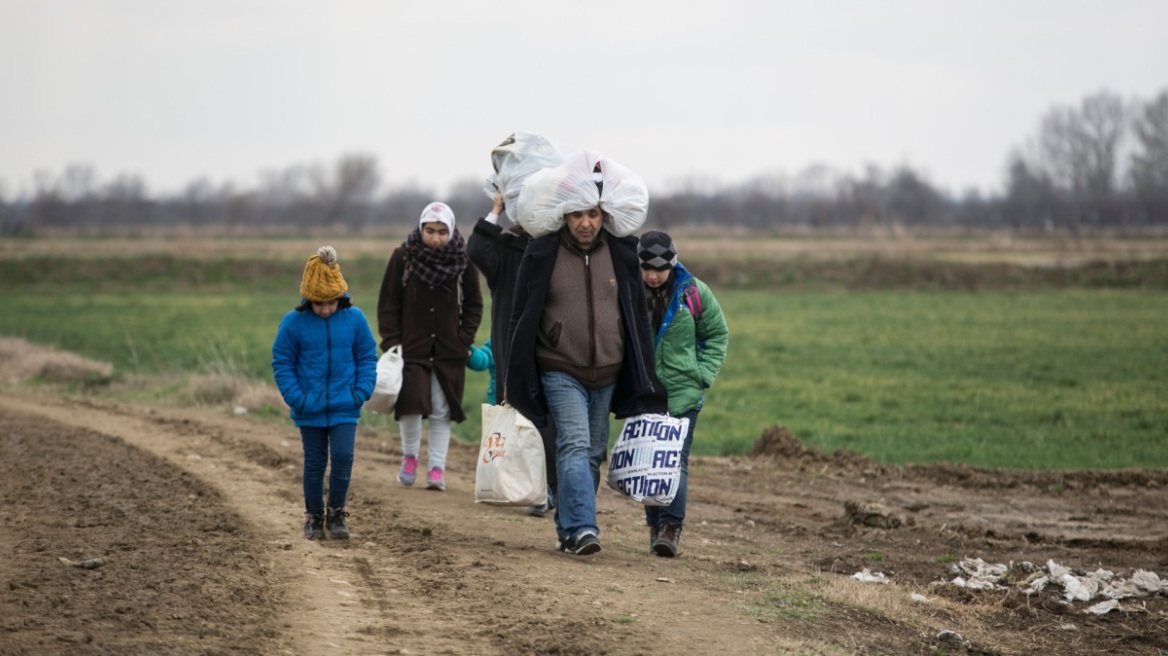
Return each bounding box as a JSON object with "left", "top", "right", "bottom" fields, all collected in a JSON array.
[
  {"left": 709, "top": 290, "right": 1167, "bottom": 468},
  {"left": 1, "top": 285, "right": 1164, "bottom": 469}
]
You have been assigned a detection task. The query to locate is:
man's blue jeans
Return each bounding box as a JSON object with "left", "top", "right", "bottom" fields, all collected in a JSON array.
[
  {"left": 645, "top": 409, "right": 699, "bottom": 529},
  {"left": 541, "top": 372, "right": 614, "bottom": 542},
  {"left": 300, "top": 423, "right": 357, "bottom": 516}
]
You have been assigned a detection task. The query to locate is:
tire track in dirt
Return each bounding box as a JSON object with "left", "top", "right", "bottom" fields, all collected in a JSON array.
[{"left": 0, "top": 392, "right": 786, "bottom": 655}]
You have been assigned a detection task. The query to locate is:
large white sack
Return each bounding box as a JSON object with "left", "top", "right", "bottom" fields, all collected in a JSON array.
[
  {"left": 482, "top": 131, "right": 567, "bottom": 223},
  {"left": 515, "top": 150, "right": 649, "bottom": 238}
]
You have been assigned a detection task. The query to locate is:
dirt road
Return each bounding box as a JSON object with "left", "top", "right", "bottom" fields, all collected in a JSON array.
[{"left": 1, "top": 390, "right": 1165, "bottom": 655}]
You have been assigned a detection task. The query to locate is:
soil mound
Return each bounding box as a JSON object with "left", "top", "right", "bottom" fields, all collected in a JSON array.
[
  {"left": 749, "top": 424, "right": 884, "bottom": 472},
  {"left": 751, "top": 425, "right": 1168, "bottom": 495}
]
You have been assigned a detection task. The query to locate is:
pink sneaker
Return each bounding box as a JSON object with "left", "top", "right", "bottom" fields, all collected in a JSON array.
[
  {"left": 398, "top": 455, "right": 418, "bottom": 486},
  {"left": 426, "top": 467, "right": 446, "bottom": 491}
]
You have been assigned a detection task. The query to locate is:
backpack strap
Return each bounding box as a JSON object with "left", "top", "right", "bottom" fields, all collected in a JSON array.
[
  {"left": 683, "top": 284, "right": 702, "bottom": 322},
  {"left": 683, "top": 283, "right": 704, "bottom": 342}
]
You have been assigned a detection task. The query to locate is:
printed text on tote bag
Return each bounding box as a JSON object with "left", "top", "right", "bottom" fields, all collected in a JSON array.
[{"left": 610, "top": 416, "right": 686, "bottom": 500}]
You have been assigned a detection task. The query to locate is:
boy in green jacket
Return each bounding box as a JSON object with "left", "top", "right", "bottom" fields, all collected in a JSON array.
[{"left": 638, "top": 231, "right": 729, "bottom": 557}]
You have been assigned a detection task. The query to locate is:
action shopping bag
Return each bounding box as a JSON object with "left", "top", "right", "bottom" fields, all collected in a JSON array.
[
  {"left": 605, "top": 413, "right": 690, "bottom": 506},
  {"left": 475, "top": 404, "right": 548, "bottom": 506},
  {"left": 366, "top": 345, "right": 402, "bottom": 414}
]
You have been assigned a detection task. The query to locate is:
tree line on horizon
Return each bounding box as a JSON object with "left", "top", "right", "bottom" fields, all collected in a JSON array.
[{"left": 3, "top": 89, "right": 1166, "bottom": 237}]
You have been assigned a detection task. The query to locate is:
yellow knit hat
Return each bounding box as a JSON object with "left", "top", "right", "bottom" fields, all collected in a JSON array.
[{"left": 300, "top": 245, "right": 349, "bottom": 302}]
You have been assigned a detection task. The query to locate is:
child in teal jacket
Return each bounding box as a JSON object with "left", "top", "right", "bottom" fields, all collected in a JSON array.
[{"left": 466, "top": 339, "right": 496, "bottom": 405}]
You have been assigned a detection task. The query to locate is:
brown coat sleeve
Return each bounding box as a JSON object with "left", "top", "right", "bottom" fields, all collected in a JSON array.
[{"left": 376, "top": 246, "right": 406, "bottom": 353}]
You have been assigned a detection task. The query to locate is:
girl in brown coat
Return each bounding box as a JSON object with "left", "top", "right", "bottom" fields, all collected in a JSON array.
[{"left": 377, "top": 202, "right": 483, "bottom": 491}]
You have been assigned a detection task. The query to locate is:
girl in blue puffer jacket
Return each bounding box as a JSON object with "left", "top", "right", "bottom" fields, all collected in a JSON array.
[{"left": 273, "top": 246, "right": 378, "bottom": 541}]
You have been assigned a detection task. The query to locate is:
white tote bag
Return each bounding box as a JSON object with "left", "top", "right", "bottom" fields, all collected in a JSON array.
[
  {"left": 605, "top": 413, "right": 690, "bottom": 506},
  {"left": 366, "top": 345, "right": 402, "bottom": 414},
  {"left": 475, "top": 404, "right": 548, "bottom": 506}
]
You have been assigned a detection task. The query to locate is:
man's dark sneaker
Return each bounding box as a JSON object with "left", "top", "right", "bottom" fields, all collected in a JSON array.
[
  {"left": 649, "top": 525, "right": 659, "bottom": 552},
  {"left": 303, "top": 513, "right": 326, "bottom": 541},
  {"left": 652, "top": 523, "right": 681, "bottom": 558},
  {"left": 556, "top": 530, "right": 602, "bottom": 556},
  {"left": 326, "top": 507, "right": 350, "bottom": 540}
]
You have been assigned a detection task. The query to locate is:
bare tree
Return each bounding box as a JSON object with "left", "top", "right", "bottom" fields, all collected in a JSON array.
[
  {"left": 649, "top": 175, "right": 725, "bottom": 229},
  {"left": 1004, "top": 152, "right": 1059, "bottom": 230},
  {"left": 0, "top": 178, "right": 32, "bottom": 236},
  {"left": 315, "top": 154, "right": 380, "bottom": 226},
  {"left": 1037, "top": 90, "right": 1127, "bottom": 199},
  {"left": 100, "top": 174, "right": 151, "bottom": 228},
  {"left": 60, "top": 164, "right": 97, "bottom": 202},
  {"left": 30, "top": 169, "right": 69, "bottom": 228},
  {"left": 1129, "top": 90, "right": 1168, "bottom": 219},
  {"left": 444, "top": 178, "right": 491, "bottom": 226},
  {"left": 839, "top": 165, "right": 887, "bottom": 228},
  {"left": 335, "top": 154, "right": 380, "bottom": 201},
  {"left": 883, "top": 167, "right": 946, "bottom": 226},
  {"left": 380, "top": 183, "right": 437, "bottom": 229},
  {"left": 178, "top": 177, "right": 219, "bottom": 225}
]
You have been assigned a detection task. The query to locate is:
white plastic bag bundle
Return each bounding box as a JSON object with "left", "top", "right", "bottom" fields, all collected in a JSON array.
[
  {"left": 366, "top": 345, "right": 402, "bottom": 414},
  {"left": 515, "top": 150, "right": 649, "bottom": 238},
  {"left": 482, "top": 131, "right": 567, "bottom": 223},
  {"left": 605, "top": 413, "right": 690, "bottom": 506}
]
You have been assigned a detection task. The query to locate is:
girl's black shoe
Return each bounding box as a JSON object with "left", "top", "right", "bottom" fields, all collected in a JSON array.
[
  {"left": 326, "top": 507, "right": 350, "bottom": 540},
  {"left": 304, "top": 513, "right": 326, "bottom": 540}
]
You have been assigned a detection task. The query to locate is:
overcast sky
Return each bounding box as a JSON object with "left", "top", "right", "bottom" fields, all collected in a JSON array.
[{"left": 2, "top": 1, "right": 1166, "bottom": 200}]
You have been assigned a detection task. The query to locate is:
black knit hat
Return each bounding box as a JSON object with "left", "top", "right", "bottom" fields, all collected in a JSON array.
[{"left": 638, "top": 230, "right": 678, "bottom": 270}]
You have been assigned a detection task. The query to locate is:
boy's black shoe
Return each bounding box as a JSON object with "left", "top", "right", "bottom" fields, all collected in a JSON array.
[
  {"left": 652, "top": 523, "right": 681, "bottom": 557},
  {"left": 303, "top": 513, "right": 326, "bottom": 541},
  {"left": 326, "top": 507, "right": 350, "bottom": 540}
]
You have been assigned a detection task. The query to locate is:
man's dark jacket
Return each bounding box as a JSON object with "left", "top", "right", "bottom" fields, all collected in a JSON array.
[
  {"left": 466, "top": 218, "right": 531, "bottom": 405},
  {"left": 505, "top": 229, "right": 667, "bottom": 429}
]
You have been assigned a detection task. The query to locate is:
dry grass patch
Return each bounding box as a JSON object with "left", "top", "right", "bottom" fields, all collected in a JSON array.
[
  {"left": 233, "top": 382, "right": 287, "bottom": 413},
  {"left": 0, "top": 338, "right": 287, "bottom": 414},
  {"left": 182, "top": 373, "right": 244, "bottom": 405},
  {"left": 810, "top": 574, "right": 1008, "bottom": 653},
  {"left": 0, "top": 338, "right": 114, "bottom": 385},
  {"left": 180, "top": 374, "right": 286, "bottom": 413},
  {"left": 8, "top": 232, "right": 1168, "bottom": 266}
]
